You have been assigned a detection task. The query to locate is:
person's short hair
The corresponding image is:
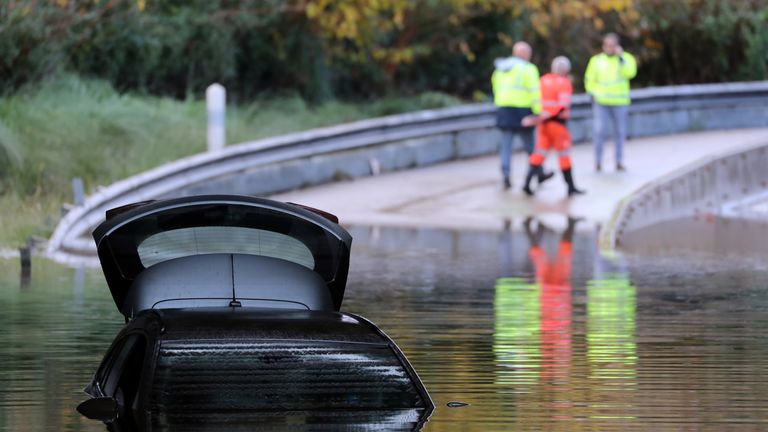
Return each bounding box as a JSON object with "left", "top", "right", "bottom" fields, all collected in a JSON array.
[
  {"left": 604, "top": 32, "right": 620, "bottom": 44},
  {"left": 551, "top": 56, "right": 571, "bottom": 74}
]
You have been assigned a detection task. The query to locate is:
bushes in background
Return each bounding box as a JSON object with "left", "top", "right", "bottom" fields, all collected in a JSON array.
[
  {"left": 1, "top": 0, "right": 767, "bottom": 102},
  {"left": 635, "top": 0, "right": 768, "bottom": 86}
]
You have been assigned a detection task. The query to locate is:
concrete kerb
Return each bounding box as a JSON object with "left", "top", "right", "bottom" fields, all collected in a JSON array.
[{"left": 602, "top": 139, "right": 768, "bottom": 251}]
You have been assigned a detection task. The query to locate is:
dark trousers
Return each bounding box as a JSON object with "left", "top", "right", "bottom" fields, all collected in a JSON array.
[{"left": 499, "top": 128, "right": 534, "bottom": 178}]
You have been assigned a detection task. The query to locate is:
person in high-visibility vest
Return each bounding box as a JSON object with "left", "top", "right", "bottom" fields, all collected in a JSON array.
[
  {"left": 492, "top": 41, "right": 553, "bottom": 190},
  {"left": 521, "top": 56, "right": 585, "bottom": 197},
  {"left": 584, "top": 33, "right": 637, "bottom": 172}
]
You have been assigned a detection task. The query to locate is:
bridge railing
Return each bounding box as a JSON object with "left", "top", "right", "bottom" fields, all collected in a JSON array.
[{"left": 47, "top": 81, "right": 768, "bottom": 261}]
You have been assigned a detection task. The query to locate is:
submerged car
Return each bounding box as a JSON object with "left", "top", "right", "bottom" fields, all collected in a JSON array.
[{"left": 77, "top": 195, "right": 433, "bottom": 431}]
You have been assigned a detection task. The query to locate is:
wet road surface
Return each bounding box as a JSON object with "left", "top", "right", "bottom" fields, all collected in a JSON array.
[{"left": 272, "top": 129, "right": 768, "bottom": 232}]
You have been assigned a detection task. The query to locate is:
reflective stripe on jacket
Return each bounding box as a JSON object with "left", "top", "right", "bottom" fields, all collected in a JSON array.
[
  {"left": 492, "top": 59, "right": 541, "bottom": 114},
  {"left": 584, "top": 52, "right": 637, "bottom": 106}
]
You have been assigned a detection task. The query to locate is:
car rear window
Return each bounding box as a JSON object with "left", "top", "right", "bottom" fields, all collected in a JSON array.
[
  {"left": 150, "top": 339, "right": 426, "bottom": 415},
  {"left": 137, "top": 226, "right": 314, "bottom": 269}
]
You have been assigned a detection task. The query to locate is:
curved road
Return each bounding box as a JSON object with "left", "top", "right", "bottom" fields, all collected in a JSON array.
[{"left": 272, "top": 128, "right": 768, "bottom": 232}]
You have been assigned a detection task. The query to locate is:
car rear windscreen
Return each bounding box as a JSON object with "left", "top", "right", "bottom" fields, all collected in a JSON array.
[
  {"left": 150, "top": 340, "right": 427, "bottom": 415},
  {"left": 137, "top": 226, "right": 315, "bottom": 269}
]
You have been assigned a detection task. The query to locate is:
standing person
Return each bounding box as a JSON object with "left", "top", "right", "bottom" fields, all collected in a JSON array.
[
  {"left": 585, "top": 33, "right": 637, "bottom": 172},
  {"left": 492, "top": 41, "right": 553, "bottom": 189},
  {"left": 522, "top": 56, "right": 585, "bottom": 197}
]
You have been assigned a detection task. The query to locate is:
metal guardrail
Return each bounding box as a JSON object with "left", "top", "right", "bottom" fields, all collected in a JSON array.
[{"left": 47, "top": 81, "right": 768, "bottom": 261}]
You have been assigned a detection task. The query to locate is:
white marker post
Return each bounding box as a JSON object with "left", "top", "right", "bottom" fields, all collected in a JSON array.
[{"left": 206, "top": 83, "right": 226, "bottom": 152}]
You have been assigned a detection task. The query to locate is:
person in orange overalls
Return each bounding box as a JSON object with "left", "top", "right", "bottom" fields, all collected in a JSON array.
[{"left": 522, "top": 56, "right": 585, "bottom": 197}]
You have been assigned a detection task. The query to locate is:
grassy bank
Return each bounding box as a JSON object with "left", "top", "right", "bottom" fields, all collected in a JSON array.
[{"left": 0, "top": 75, "right": 461, "bottom": 247}]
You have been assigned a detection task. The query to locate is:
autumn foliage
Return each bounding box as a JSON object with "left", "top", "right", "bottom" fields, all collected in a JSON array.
[{"left": 1, "top": 0, "right": 766, "bottom": 101}]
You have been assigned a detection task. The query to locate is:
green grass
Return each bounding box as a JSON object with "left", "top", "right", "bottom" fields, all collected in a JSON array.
[
  {"left": 0, "top": 192, "right": 64, "bottom": 248},
  {"left": 0, "top": 74, "right": 461, "bottom": 246}
]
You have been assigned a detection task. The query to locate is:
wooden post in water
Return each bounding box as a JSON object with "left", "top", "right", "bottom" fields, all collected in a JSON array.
[{"left": 19, "top": 237, "right": 31, "bottom": 289}]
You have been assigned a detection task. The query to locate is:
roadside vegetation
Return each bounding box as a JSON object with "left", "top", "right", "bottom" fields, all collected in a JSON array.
[{"left": 0, "top": 75, "right": 459, "bottom": 246}]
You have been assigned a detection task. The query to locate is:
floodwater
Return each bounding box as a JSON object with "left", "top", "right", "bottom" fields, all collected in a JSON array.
[{"left": 1, "top": 217, "right": 767, "bottom": 431}]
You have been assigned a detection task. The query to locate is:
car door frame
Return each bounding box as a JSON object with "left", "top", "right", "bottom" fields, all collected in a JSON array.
[{"left": 83, "top": 312, "right": 162, "bottom": 429}]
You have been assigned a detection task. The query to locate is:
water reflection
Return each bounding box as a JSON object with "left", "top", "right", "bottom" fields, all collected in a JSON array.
[
  {"left": 621, "top": 215, "right": 768, "bottom": 258},
  {"left": 2, "top": 218, "right": 768, "bottom": 430},
  {"left": 494, "top": 217, "right": 638, "bottom": 425},
  {"left": 495, "top": 217, "right": 579, "bottom": 390},
  {"left": 347, "top": 221, "right": 768, "bottom": 430},
  {"left": 0, "top": 258, "right": 123, "bottom": 432}
]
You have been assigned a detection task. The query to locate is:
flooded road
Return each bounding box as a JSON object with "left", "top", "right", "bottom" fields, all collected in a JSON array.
[{"left": 1, "top": 218, "right": 768, "bottom": 430}]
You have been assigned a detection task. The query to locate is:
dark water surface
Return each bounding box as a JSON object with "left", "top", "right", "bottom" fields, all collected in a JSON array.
[
  {"left": 1, "top": 218, "right": 767, "bottom": 431},
  {"left": 620, "top": 215, "right": 768, "bottom": 258}
]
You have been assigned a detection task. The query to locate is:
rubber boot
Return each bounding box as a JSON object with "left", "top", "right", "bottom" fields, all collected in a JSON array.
[
  {"left": 538, "top": 169, "right": 555, "bottom": 185},
  {"left": 522, "top": 165, "right": 542, "bottom": 196},
  {"left": 563, "top": 168, "right": 585, "bottom": 196}
]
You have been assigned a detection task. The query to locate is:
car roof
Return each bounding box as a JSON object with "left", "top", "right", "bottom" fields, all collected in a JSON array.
[
  {"left": 135, "top": 308, "right": 390, "bottom": 345},
  {"left": 93, "top": 195, "right": 352, "bottom": 315}
]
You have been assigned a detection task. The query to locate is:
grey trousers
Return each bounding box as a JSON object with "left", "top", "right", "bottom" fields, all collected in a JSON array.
[
  {"left": 593, "top": 103, "right": 629, "bottom": 165},
  {"left": 499, "top": 128, "right": 534, "bottom": 178}
]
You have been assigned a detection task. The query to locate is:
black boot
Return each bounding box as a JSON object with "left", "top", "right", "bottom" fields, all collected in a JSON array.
[
  {"left": 522, "top": 165, "right": 542, "bottom": 196},
  {"left": 563, "top": 168, "right": 585, "bottom": 196},
  {"left": 503, "top": 176, "right": 511, "bottom": 190},
  {"left": 538, "top": 170, "right": 555, "bottom": 185}
]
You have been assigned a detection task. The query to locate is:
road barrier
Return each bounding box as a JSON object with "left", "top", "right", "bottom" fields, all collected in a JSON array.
[{"left": 48, "top": 81, "right": 768, "bottom": 260}]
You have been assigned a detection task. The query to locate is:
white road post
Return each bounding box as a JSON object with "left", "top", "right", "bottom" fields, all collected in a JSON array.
[{"left": 206, "top": 83, "right": 226, "bottom": 152}]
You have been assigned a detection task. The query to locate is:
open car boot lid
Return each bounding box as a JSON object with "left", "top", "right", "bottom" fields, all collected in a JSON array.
[{"left": 93, "top": 195, "right": 352, "bottom": 318}]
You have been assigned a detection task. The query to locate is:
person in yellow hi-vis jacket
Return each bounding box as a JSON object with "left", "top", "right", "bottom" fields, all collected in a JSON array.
[
  {"left": 492, "top": 41, "right": 553, "bottom": 190},
  {"left": 585, "top": 33, "right": 637, "bottom": 172}
]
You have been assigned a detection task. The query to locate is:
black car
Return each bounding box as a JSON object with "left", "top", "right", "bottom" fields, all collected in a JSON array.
[{"left": 77, "top": 195, "right": 433, "bottom": 431}]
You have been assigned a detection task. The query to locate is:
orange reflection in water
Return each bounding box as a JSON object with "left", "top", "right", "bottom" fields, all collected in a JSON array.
[{"left": 494, "top": 218, "right": 637, "bottom": 427}]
